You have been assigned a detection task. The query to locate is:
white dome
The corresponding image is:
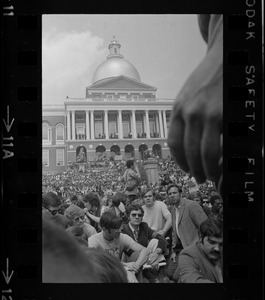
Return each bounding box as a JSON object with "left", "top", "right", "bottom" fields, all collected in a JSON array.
[{"left": 91, "top": 37, "right": 141, "bottom": 84}]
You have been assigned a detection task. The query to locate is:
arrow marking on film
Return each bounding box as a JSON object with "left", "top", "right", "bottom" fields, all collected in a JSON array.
[
  {"left": 2, "top": 258, "right": 14, "bottom": 285},
  {"left": 3, "top": 106, "right": 15, "bottom": 133}
]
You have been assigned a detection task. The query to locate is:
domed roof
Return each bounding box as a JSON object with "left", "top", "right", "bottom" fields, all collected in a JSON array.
[{"left": 92, "top": 37, "right": 141, "bottom": 84}]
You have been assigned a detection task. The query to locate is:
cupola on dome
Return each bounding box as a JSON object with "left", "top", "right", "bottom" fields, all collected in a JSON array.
[{"left": 92, "top": 37, "right": 141, "bottom": 84}]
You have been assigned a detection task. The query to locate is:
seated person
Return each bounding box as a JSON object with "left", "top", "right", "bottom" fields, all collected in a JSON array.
[
  {"left": 108, "top": 192, "right": 128, "bottom": 224},
  {"left": 83, "top": 192, "right": 101, "bottom": 231},
  {"left": 43, "top": 219, "right": 127, "bottom": 283},
  {"left": 176, "top": 218, "right": 223, "bottom": 283},
  {"left": 64, "top": 204, "right": 97, "bottom": 239},
  {"left": 88, "top": 211, "right": 150, "bottom": 283},
  {"left": 122, "top": 203, "right": 168, "bottom": 283}
]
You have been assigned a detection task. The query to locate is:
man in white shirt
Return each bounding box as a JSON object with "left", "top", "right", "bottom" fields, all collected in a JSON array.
[{"left": 141, "top": 188, "right": 172, "bottom": 237}]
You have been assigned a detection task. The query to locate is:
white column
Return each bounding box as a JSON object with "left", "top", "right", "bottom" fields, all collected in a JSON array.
[
  {"left": 71, "top": 111, "right": 76, "bottom": 140},
  {"left": 155, "top": 112, "right": 160, "bottom": 137},
  {"left": 162, "top": 110, "right": 167, "bottom": 138},
  {"left": 104, "top": 110, "right": 109, "bottom": 139},
  {"left": 145, "top": 110, "right": 150, "bottom": 138},
  {"left": 132, "top": 110, "right": 137, "bottom": 139},
  {"left": 118, "top": 110, "right": 123, "bottom": 139},
  {"left": 158, "top": 110, "right": 164, "bottom": 138},
  {"left": 90, "top": 110, "right": 94, "bottom": 139},
  {"left": 67, "top": 111, "right": 71, "bottom": 140},
  {"left": 86, "top": 110, "right": 90, "bottom": 140}
]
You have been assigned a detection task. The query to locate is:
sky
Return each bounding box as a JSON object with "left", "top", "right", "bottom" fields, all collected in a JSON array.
[{"left": 42, "top": 14, "right": 207, "bottom": 106}]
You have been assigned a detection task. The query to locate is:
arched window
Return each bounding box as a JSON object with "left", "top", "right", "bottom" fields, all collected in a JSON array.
[
  {"left": 56, "top": 123, "right": 64, "bottom": 144},
  {"left": 42, "top": 123, "right": 52, "bottom": 145}
]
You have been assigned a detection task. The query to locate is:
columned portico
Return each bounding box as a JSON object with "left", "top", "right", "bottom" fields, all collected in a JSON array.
[{"left": 43, "top": 37, "right": 173, "bottom": 174}]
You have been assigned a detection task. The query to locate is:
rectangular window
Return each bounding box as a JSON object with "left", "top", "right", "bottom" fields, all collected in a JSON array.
[
  {"left": 119, "top": 94, "right": 127, "bottom": 100},
  {"left": 56, "top": 126, "right": 64, "bottom": 141},
  {"left": 131, "top": 94, "right": 139, "bottom": 100},
  {"left": 76, "top": 115, "right": 85, "bottom": 121},
  {"left": 76, "top": 126, "right": 85, "bottom": 135},
  {"left": 56, "top": 149, "right": 64, "bottom": 166},
  {"left": 43, "top": 149, "right": 49, "bottom": 167},
  {"left": 94, "top": 114, "right": 103, "bottom": 121},
  {"left": 95, "top": 122, "right": 103, "bottom": 138},
  {"left": 136, "top": 122, "right": 143, "bottom": 134},
  {"left": 150, "top": 121, "right": 156, "bottom": 135},
  {"left": 123, "top": 122, "right": 130, "bottom": 137},
  {"left": 109, "top": 121, "right": 117, "bottom": 136},
  {"left": 149, "top": 113, "right": 155, "bottom": 120}
]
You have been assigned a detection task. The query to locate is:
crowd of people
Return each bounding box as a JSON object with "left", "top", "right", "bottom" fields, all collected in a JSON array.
[
  {"left": 42, "top": 156, "right": 216, "bottom": 202},
  {"left": 43, "top": 13, "right": 223, "bottom": 284},
  {"left": 42, "top": 156, "right": 223, "bottom": 283}
]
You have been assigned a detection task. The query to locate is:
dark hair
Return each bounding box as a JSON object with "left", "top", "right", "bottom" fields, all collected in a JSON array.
[
  {"left": 154, "top": 193, "right": 163, "bottom": 201},
  {"left": 113, "top": 192, "right": 127, "bottom": 205},
  {"left": 126, "top": 159, "right": 134, "bottom": 168},
  {"left": 166, "top": 184, "right": 182, "bottom": 195},
  {"left": 76, "top": 199, "right": 85, "bottom": 209},
  {"left": 70, "top": 194, "right": 78, "bottom": 203},
  {"left": 209, "top": 194, "right": 221, "bottom": 205},
  {"left": 42, "top": 192, "right": 61, "bottom": 208},
  {"left": 83, "top": 192, "right": 100, "bottom": 208},
  {"left": 199, "top": 218, "right": 223, "bottom": 241},
  {"left": 112, "top": 197, "right": 120, "bottom": 208},
  {"left": 217, "top": 207, "right": 223, "bottom": 222},
  {"left": 140, "top": 187, "right": 154, "bottom": 198},
  {"left": 83, "top": 248, "right": 128, "bottom": 283},
  {"left": 126, "top": 203, "right": 144, "bottom": 216},
  {"left": 42, "top": 219, "right": 98, "bottom": 283},
  {"left": 99, "top": 211, "right": 123, "bottom": 230},
  {"left": 189, "top": 192, "right": 202, "bottom": 202}
]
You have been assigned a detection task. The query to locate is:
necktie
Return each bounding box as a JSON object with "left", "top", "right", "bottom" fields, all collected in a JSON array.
[{"left": 134, "top": 229, "right": 139, "bottom": 242}]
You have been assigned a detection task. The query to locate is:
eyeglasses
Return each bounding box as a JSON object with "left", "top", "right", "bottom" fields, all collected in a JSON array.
[
  {"left": 46, "top": 208, "right": 60, "bottom": 215},
  {"left": 74, "top": 215, "right": 86, "bottom": 222},
  {"left": 131, "top": 213, "right": 143, "bottom": 218}
]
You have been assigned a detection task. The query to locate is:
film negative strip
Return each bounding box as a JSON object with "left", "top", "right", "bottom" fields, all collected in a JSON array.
[{"left": 1, "top": 1, "right": 263, "bottom": 299}]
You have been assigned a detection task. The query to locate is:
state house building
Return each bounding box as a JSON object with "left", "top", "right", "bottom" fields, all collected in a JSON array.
[{"left": 43, "top": 37, "right": 174, "bottom": 173}]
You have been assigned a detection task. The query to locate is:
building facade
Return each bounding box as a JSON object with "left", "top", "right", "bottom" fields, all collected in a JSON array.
[{"left": 43, "top": 37, "right": 174, "bottom": 173}]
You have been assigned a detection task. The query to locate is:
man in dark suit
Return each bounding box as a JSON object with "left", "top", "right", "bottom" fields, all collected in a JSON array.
[
  {"left": 176, "top": 218, "right": 223, "bottom": 283},
  {"left": 166, "top": 184, "right": 208, "bottom": 281},
  {"left": 122, "top": 203, "right": 168, "bottom": 282}
]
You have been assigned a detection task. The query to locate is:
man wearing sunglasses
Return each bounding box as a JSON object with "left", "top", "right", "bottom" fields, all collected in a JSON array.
[
  {"left": 88, "top": 210, "right": 150, "bottom": 282},
  {"left": 122, "top": 204, "right": 168, "bottom": 283},
  {"left": 42, "top": 192, "right": 68, "bottom": 229}
]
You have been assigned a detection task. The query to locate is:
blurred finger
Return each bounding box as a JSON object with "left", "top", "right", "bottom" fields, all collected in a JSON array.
[
  {"left": 167, "top": 114, "right": 189, "bottom": 173},
  {"left": 184, "top": 115, "right": 206, "bottom": 184},
  {"left": 201, "top": 118, "right": 222, "bottom": 183}
]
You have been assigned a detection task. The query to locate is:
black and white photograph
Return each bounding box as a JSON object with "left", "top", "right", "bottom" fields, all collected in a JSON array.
[
  {"left": 1, "top": 1, "right": 263, "bottom": 298},
  {"left": 42, "top": 14, "right": 224, "bottom": 283}
]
